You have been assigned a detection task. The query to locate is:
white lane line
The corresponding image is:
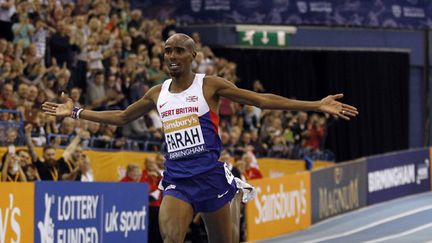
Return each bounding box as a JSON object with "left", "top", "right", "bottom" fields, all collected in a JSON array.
[
  {"left": 302, "top": 204, "right": 432, "bottom": 243},
  {"left": 363, "top": 222, "right": 432, "bottom": 243}
]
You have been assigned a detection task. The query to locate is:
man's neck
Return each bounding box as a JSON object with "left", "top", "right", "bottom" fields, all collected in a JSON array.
[{"left": 171, "top": 72, "right": 195, "bottom": 91}]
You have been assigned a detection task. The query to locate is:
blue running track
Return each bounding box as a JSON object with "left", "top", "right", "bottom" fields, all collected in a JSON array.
[{"left": 259, "top": 192, "right": 432, "bottom": 243}]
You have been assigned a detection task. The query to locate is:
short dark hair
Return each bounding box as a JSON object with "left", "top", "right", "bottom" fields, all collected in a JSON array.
[
  {"left": 43, "top": 145, "right": 56, "bottom": 153},
  {"left": 94, "top": 70, "right": 104, "bottom": 76}
]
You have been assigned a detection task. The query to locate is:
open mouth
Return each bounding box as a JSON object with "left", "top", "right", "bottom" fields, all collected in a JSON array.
[{"left": 169, "top": 63, "right": 180, "bottom": 69}]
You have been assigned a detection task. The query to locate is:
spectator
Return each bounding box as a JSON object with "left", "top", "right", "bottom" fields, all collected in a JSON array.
[
  {"left": 120, "top": 164, "right": 141, "bottom": 182},
  {"left": 48, "top": 21, "right": 77, "bottom": 68},
  {"left": 0, "top": 83, "right": 15, "bottom": 109},
  {"left": 86, "top": 37, "right": 104, "bottom": 72},
  {"left": 0, "top": 127, "right": 18, "bottom": 146},
  {"left": 69, "top": 87, "right": 83, "bottom": 107},
  {"left": 23, "top": 163, "right": 40, "bottom": 181},
  {"left": 86, "top": 70, "right": 107, "bottom": 110},
  {"left": 30, "top": 145, "right": 60, "bottom": 181},
  {"left": 26, "top": 84, "right": 38, "bottom": 107},
  {"left": 79, "top": 154, "right": 94, "bottom": 182},
  {"left": 219, "top": 96, "right": 235, "bottom": 123},
  {"left": 57, "top": 129, "right": 90, "bottom": 181},
  {"left": 128, "top": 9, "right": 142, "bottom": 30},
  {"left": 191, "top": 32, "right": 202, "bottom": 50},
  {"left": 304, "top": 114, "right": 326, "bottom": 151},
  {"left": 154, "top": 152, "right": 165, "bottom": 172},
  {"left": 32, "top": 18, "right": 49, "bottom": 60},
  {"left": 241, "top": 153, "right": 263, "bottom": 180},
  {"left": 13, "top": 82, "right": 28, "bottom": 106},
  {"left": 1, "top": 152, "right": 26, "bottom": 181},
  {"left": 292, "top": 111, "right": 309, "bottom": 146},
  {"left": 141, "top": 157, "right": 163, "bottom": 243},
  {"left": 105, "top": 74, "right": 126, "bottom": 110},
  {"left": 220, "top": 150, "right": 241, "bottom": 179},
  {"left": 12, "top": 13, "right": 34, "bottom": 48}
]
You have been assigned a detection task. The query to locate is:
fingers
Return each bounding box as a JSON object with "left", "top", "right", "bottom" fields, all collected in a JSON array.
[
  {"left": 338, "top": 108, "right": 358, "bottom": 120},
  {"left": 342, "top": 103, "right": 358, "bottom": 113},
  {"left": 332, "top": 93, "right": 344, "bottom": 100},
  {"left": 42, "top": 102, "right": 59, "bottom": 108},
  {"left": 342, "top": 109, "right": 358, "bottom": 117},
  {"left": 338, "top": 113, "right": 350, "bottom": 120}
]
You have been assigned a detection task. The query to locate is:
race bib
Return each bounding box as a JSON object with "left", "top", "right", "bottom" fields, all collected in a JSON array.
[{"left": 163, "top": 114, "right": 207, "bottom": 159}]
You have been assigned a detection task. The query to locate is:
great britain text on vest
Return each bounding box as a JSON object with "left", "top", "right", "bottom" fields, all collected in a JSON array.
[{"left": 161, "top": 107, "right": 199, "bottom": 118}]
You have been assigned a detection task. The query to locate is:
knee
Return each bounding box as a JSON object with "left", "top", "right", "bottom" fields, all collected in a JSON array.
[
  {"left": 160, "top": 228, "right": 184, "bottom": 243},
  {"left": 159, "top": 216, "right": 186, "bottom": 243}
]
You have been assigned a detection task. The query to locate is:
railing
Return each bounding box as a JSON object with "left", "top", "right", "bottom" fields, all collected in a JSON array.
[
  {"left": 0, "top": 109, "right": 25, "bottom": 145},
  {"left": 46, "top": 133, "right": 163, "bottom": 152}
]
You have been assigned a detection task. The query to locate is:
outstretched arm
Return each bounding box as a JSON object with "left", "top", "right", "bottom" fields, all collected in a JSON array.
[
  {"left": 42, "top": 85, "right": 161, "bottom": 125},
  {"left": 210, "top": 76, "right": 358, "bottom": 120}
]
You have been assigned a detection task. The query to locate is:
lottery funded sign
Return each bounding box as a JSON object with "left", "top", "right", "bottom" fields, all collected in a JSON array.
[{"left": 34, "top": 182, "right": 149, "bottom": 243}]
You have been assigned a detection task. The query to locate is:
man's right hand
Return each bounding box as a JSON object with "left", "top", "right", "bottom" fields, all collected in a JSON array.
[{"left": 42, "top": 98, "right": 74, "bottom": 117}]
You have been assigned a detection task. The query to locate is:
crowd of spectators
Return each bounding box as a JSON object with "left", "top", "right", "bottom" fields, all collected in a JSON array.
[{"left": 0, "top": 0, "right": 331, "bottom": 161}]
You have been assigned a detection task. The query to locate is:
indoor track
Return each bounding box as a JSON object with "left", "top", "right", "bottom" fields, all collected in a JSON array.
[{"left": 260, "top": 191, "right": 432, "bottom": 243}]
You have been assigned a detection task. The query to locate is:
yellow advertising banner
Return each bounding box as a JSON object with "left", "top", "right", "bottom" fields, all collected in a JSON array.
[
  {"left": 0, "top": 183, "right": 34, "bottom": 243},
  {"left": 0, "top": 147, "right": 157, "bottom": 181},
  {"left": 257, "top": 158, "right": 334, "bottom": 177},
  {"left": 85, "top": 150, "right": 157, "bottom": 181},
  {"left": 246, "top": 172, "right": 311, "bottom": 241}
]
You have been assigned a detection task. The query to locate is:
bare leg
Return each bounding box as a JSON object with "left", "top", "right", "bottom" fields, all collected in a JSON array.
[
  {"left": 159, "top": 195, "right": 194, "bottom": 243},
  {"left": 230, "top": 192, "right": 243, "bottom": 243},
  {"left": 201, "top": 203, "right": 233, "bottom": 243}
]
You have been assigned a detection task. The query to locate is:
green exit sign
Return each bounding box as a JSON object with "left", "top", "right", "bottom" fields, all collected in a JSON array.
[
  {"left": 238, "top": 30, "right": 289, "bottom": 47},
  {"left": 235, "top": 25, "right": 297, "bottom": 47}
]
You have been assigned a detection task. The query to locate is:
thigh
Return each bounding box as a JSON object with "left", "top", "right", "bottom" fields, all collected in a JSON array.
[
  {"left": 159, "top": 195, "right": 194, "bottom": 243},
  {"left": 201, "top": 202, "right": 233, "bottom": 243}
]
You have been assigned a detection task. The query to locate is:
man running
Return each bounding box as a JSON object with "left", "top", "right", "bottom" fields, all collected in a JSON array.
[{"left": 42, "top": 33, "right": 358, "bottom": 243}]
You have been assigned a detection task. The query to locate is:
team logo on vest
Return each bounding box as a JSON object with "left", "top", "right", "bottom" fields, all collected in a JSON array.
[
  {"left": 163, "top": 114, "right": 206, "bottom": 159},
  {"left": 186, "top": 96, "right": 198, "bottom": 102}
]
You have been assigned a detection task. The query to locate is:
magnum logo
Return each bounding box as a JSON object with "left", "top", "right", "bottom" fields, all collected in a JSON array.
[
  {"left": 311, "top": 160, "right": 367, "bottom": 223},
  {"left": 334, "top": 167, "right": 343, "bottom": 185},
  {"left": 318, "top": 177, "right": 359, "bottom": 219}
]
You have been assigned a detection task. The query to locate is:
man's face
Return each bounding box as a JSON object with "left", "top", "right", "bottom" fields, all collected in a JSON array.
[
  {"left": 95, "top": 74, "right": 104, "bottom": 85},
  {"left": 2, "top": 84, "right": 13, "bottom": 99},
  {"left": 28, "top": 86, "right": 38, "bottom": 101},
  {"left": 150, "top": 58, "right": 160, "bottom": 69},
  {"left": 44, "top": 148, "right": 57, "bottom": 166},
  {"left": 164, "top": 35, "right": 195, "bottom": 77},
  {"left": 18, "top": 151, "right": 31, "bottom": 166},
  {"left": 18, "top": 84, "right": 29, "bottom": 98}
]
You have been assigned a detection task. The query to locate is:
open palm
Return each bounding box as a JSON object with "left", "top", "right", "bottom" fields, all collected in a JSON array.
[
  {"left": 319, "top": 94, "right": 358, "bottom": 120},
  {"left": 42, "top": 98, "right": 74, "bottom": 117}
]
